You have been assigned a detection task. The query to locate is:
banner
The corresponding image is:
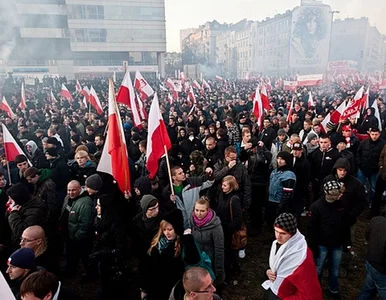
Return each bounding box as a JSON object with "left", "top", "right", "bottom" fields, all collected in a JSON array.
[
  {"left": 284, "top": 81, "right": 298, "bottom": 91},
  {"left": 289, "top": 5, "right": 332, "bottom": 69},
  {"left": 327, "top": 60, "right": 358, "bottom": 71},
  {"left": 297, "top": 74, "right": 323, "bottom": 86}
]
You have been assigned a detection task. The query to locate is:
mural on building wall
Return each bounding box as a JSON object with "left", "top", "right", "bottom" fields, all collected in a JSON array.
[{"left": 290, "top": 5, "right": 332, "bottom": 69}]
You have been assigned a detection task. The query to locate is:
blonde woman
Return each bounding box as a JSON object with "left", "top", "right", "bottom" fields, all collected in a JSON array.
[
  {"left": 74, "top": 150, "right": 96, "bottom": 186},
  {"left": 215, "top": 175, "right": 242, "bottom": 283}
]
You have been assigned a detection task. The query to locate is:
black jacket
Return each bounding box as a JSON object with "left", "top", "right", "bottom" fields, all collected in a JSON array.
[
  {"left": 292, "top": 154, "right": 311, "bottom": 203},
  {"left": 49, "top": 156, "right": 71, "bottom": 190},
  {"left": 356, "top": 137, "right": 386, "bottom": 176},
  {"left": 258, "top": 127, "right": 277, "bottom": 150},
  {"left": 366, "top": 216, "right": 386, "bottom": 273},
  {"left": 203, "top": 146, "right": 221, "bottom": 169},
  {"left": 309, "top": 147, "right": 340, "bottom": 182}
]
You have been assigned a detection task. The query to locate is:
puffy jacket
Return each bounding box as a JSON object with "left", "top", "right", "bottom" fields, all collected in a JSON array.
[
  {"left": 48, "top": 155, "right": 71, "bottom": 190},
  {"left": 73, "top": 161, "right": 97, "bottom": 186},
  {"left": 309, "top": 147, "right": 340, "bottom": 182},
  {"left": 191, "top": 210, "right": 225, "bottom": 282},
  {"left": 61, "top": 190, "right": 93, "bottom": 241},
  {"left": 357, "top": 137, "right": 385, "bottom": 176},
  {"left": 322, "top": 158, "right": 367, "bottom": 226}
]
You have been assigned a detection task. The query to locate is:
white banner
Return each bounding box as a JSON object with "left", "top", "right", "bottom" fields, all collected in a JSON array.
[{"left": 297, "top": 74, "right": 324, "bottom": 86}]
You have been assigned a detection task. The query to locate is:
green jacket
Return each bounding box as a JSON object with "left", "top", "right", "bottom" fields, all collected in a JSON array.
[{"left": 61, "top": 190, "right": 93, "bottom": 241}]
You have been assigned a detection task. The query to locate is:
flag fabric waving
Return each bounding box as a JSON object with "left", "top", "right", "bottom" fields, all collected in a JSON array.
[
  {"left": 2, "top": 124, "right": 29, "bottom": 164},
  {"left": 146, "top": 93, "right": 172, "bottom": 178},
  {"left": 134, "top": 71, "right": 154, "bottom": 101},
  {"left": 340, "top": 86, "right": 364, "bottom": 121},
  {"left": 131, "top": 94, "right": 143, "bottom": 129},
  {"left": 97, "top": 79, "right": 131, "bottom": 193},
  {"left": 1, "top": 97, "right": 16, "bottom": 119},
  {"left": 260, "top": 84, "right": 270, "bottom": 111},
  {"left": 188, "top": 86, "right": 196, "bottom": 105},
  {"left": 19, "top": 82, "right": 26, "bottom": 110},
  {"left": 286, "top": 98, "right": 295, "bottom": 122},
  {"left": 136, "top": 94, "right": 148, "bottom": 120},
  {"left": 202, "top": 79, "right": 212, "bottom": 92},
  {"left": 215, "top": 75, "right": 223, "bottom": 81},
  {"left": 60, "top": 84, "right": 73, "bottom": 101},
  {"left": 75, "top": 80, "right": 82, "bottom": 93},
  {"left": 50, "top": 90, "right": 57, "bottom": 104},
  {"left": 253, "top": 87, "right": 264, "bottom": 130},
  {"left": 80, "top": 86, "right": 90, "bottom": 103},
  {"left": 89, "top": 86, "right": 103, "bottom": 115},
  {"left": 117, "top": 70, "right": 135, "bottom": 108},
  {"left": 371, "top": 100, "right": 382, "bottom": 131},
  {"left": 330, "top": 101, "right": 347, "bottom": 124},
  {"left": 308, "top": 91, "right": 315, "bottom": 108}
]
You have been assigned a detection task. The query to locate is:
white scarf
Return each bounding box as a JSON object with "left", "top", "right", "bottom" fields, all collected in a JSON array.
[{"left": 262, "top": 230, "right": 307, "bottom": 295}]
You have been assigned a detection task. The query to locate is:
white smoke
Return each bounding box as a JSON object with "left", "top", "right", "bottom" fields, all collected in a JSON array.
[{"left": 0, "top": 0, "right": 20, "bottom": 60}]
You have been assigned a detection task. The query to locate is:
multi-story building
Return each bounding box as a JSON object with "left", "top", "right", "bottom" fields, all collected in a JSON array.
[
  {"left": 235, "top": 21, "right": 254, "bottom": 79},
  {"left": 330, "top": 17, "right": 385, "bottom": 71},
  {"left": 0, "top": 0, "right": 166, "bottom": 79}
]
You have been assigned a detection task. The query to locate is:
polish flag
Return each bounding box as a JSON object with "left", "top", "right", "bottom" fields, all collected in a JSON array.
[
  {"left": 202, "top": 79, "right": 212, "bottom": 92},
  {"left": 159, "top": 84, "right": 168, "bottom": 91},
  {"left": 188, "top": 86, "right": 196, "bottom": 105},
  {"left": 80, "top": 86, "right": 90, "bottom": 103},
  {"left": 97, "top": 79, "right": 131, "bottom": 193},
  {"left": 117, "top": 70, "right": 135, "bottom": 108},
  {"left": 266, "top": 78, "right": 272, "bottom": 92},
  {"left": 146, "top": 93, "right": 172, "bottom": 179},
  {"left": 260, "top": 84, "right": 270, "bottom": 111},
  {"left": 179, "top": 72, "right": 186, "bottom": 83},
  {"left": 361, "top": 87, "right": 370, "bottom": 112},
  {"left": 136, "top": 93, "right": 148, "bottom": 120},
  {"left": 330, "top": 101, "right": 346, "bottom": 124},
  {"left": 308, "top": 91, "right": 315, "bottom": 108},
  {"left": 321, "top": 113, "right": 330, "bottom": 134},
  {"left": 253, "top": 87, "right": 264, "bottom": 130},
  {"left": 60, "top": 84, "right": 73, "bottom": 102},
  {"left": 168, "top": 93, "right": 173, "bottom": 105},
  {"left": 215, "top": 75, "right": 223, "bottom": 81},
  {"left": 286, "top": 98, "right": 295, "bottom": 122},
  {"left": 75, "top": 80, "right": 82, "bottom": 93},
  {"left": 166, "top": 78, "right": 179, "bottom": 99},
  {"left": 2, "top": 123, "right": 29, "bottom": 163},
  {"left": 192, "top": 80, "right": 202, "bottom": 90},
  {"left": 371, "top": 100, "right": 382, "bottom": 131},
  {"left": 130, "top": 94, "right": 142, "bottom": 129},
  {"left": 0, "top": 97, "right": 16, "bottom": 119},
  {"left": 50, "top": 90, "right": 57, "bottom": 104},
  {"left": 89, "top": 86, "right": 103, "bottom": 115},
  {"left": 134, "top": 71, "right": 154, "bottom": 101},
  {"left": 19, "top": 82, "right": 26, "bottom": 110},
  {"left": 340, "top": 86, "right": 364, "bottom": 121}
]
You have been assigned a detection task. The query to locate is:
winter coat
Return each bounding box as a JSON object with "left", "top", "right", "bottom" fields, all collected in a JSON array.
[
  {"left": 8, "top": 197, "right": 46, "bottom": 244},
  {"left": 214, "top": 160, "right": 251, "bottom": 210},
  {"left": 322, "top": 158, "right": 367, "bottom": 226},
  {"left": 226, "top": 124, "right": 241, "bottom": 146},
  {"left": 292, "top": 154, "right": 311, "bottom": 204},
  {"left": 25, "top": 141, "right": 49, "bottom": 169},
  {"left": 48, "top": 156, "right": 71, "bottom": 190},
  {"left": 379, "top": 145, "right": 386, "bottom": 180},
  {"left": 246, "top": 147, "right": 272, "bottom": 186},
  {"left": 215, "top": 192, "right": 243, "bottom": 236},
  {"left": 216, "top": 137, "right": 229, "bottom": 159},
  {"left": 268, "top": 168, "right": 296, "bottom": 205},
  {"left": 73, "top": 161, "right": 97, "bottom": 186},
  {"left": 356, "top": 137, "right": 385, "bottom": 176},
  {"left": 258, "top": 127, "right": 277, "bottom": 150},
  {"left": 203, "top": 146, "right": 222, "bottom": 169},
  {"left": 270, "top": 136, "right": 289, "bottom": 169},
  {"left": 309, "top": 147, "right": 340, "bottom": 182},
  {"left": 191, "top": 211, "right": 225, "bottom": 282},
  {"left": 60, "top": 190, "right": 93, "bottom": 241}
]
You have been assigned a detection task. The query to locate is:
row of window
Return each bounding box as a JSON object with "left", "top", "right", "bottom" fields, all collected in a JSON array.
[
  {"left": 73, "top": 54, "right": 158, "bottom": 66},
  {"left": 70, "top": 29, "right": 165, "bottom": 43},
  {"left": 258, "top": 19, "right": 290, "bottom": 35}
]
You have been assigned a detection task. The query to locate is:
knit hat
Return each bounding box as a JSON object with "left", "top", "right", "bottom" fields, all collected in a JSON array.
[
  {"left": 277, "top": 129, "right": 286, "bottom": 136},
  {"left": 274, "top": 213, "right": 297, "bottom": 235},
  {"left": 141, "top": 194, "right": 157, "bottom": 212},
  {"left": 163, "top": 209, "right": 184, "bottom": 237},
  {"left": 323, "top": 180, "right": 343, "bottom": 203},
  {"left": 85, "top": 174, "right": 103, "bottom": 191},
  {"left": 277, "top": 151, "right": 292, "bottom": 167},
  {"left": 8, "top": 248, "right": 36, "bottom": 270},
  {"left": 45, "top": 148, "right": 58, "bottom": 157},
  {"left": 46, "top": 137, "right": 59, "bottom": 146},
  {"left": 326, "top": 121, "right": 336, "bottom": 131},
  {"left": 7, "top": 183, "right": 31, "bottom": 205},
  {"left": 307, "top": 133, "right": 318, "bottom": 143}
]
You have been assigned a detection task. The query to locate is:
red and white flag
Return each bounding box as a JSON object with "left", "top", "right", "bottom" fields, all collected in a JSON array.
[
  {"left": 80, "top": 86, "right": 90, "bottom": 103},
  {"left": 202, "top": 79, "right": 212, "bottom": 92},
  {"left": 188, "top": 86, "right": 196, "bottom": 105},
  {"left": 330, "top": 101, "right": 347, "bottom": 124},
  {"left": 371, "top": 99, "right": 382, "bottom": 131},
  {"left": 166, "top": 78, "right": 179, "bottom": 99},
  {"left": 0, "top": 97, "right": 16, "bottom": 119},
  {"left": 215, "top": 75, "right": 223, "bottom": 81},
  {"left": 167, "top": 93, "right": 173, "bottom": 105},
  {"left": 134, "top": 71, "right": 154, "bottom": 101},
  {"left": 60, "top": 84, "right": 73, "bottom": 102},
  {"left": 260, "top": 84, "right": 270, "bottom": 111},
  {"left": 50, "top": 90, "right": 57, "bottom": 104},
  {"left": 130, "top": 94, "right": 142, "bottom": 129},
  {"left": 2, "top": 123, "right": 29, "bottom": 163},
  {"left": 361, "top": 87, "right": 370, "bottom": 112},
  {"left": 89, "top": 86, "right": 103, "bottom": 115},
  {"left": 117, "top": 70, "right": 135, "bottom": 108},
  {"left": 340, "top": 86, "right": 364, "bottom": 121},
  {"left": 179, "top": 72, "right": 186, "bottom": 83},
  {"left": 286, "top": 98, "right": 295, "bottom": 122},
  {"left": 284, "top": 81, "right": 298, "bottom": 91},
  {"left": 75, "top": 80, "right": 82, "bottom": 93},
  {"left": 308, "top": 91, "right": 315, "bottom": 108},
  {"left": 379, "top": 79, "right": 386, "bottom": 90},
  {"left": 97, "top": 79, "right": 131, "bottom": 193},
  {"left": 19, "top": 82, "right": 26, "bottom": 110},
  {"left": 146, "top": 93, "right": 172, "bottom": 179},
  {"left": 297, "top": 74, "right": 323, "bottom": 86},
  {"left": 136, "top": 93, "right": 148, "bottom": 120},
  {"left": 253, "top": 87, "right": 264, "bottom": 130},
  {"left": 192, "top": 80, "right": 202, "bottom": 90}
]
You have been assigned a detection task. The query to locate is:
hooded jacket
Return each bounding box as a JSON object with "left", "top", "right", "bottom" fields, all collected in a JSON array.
[
  {"left": 25, "top": 140, "right": 49, "bottom": 169},
  {"left": 322, "top": 158, "right": 367, "bottom": 226},
  {"left": 358, "top": 107, "right": 379, "bottom": 134},
  {"left": 356, "top": 136, "right": 385, "bottom": 176}
]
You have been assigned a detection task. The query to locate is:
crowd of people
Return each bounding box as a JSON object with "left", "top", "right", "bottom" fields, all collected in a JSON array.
[{"left": 0, "top": 73, "right": 385, "bottom": 299}]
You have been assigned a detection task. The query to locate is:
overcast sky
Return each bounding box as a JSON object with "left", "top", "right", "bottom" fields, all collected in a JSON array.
[{"left": 165, "top": 0, "right": 386, "bottom": 52}]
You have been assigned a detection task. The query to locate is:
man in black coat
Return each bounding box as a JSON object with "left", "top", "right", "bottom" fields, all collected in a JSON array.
[
  {"left": 167, "top": 117, "right": 179, "bottom": 145},
  {"left": 258, "top": 118, "right": 277, "bottom": 150},
  {"left": 203, "top": 137, "right": 221, "bottom": 169}
]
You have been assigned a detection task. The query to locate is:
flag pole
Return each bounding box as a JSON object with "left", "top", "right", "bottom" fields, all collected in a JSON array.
[
  {"left": 163, "top": 145, "right": 174, "bottom": 195},
  {"left": 1, "top": 123, "right": 12, "bottom": 186}
]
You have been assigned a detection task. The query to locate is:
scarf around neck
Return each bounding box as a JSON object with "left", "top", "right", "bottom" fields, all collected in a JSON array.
[
  {"left": 157, "top": 236, "right": 173, "bottom": 254},
  {"left": 193, "top": 209, "right": 214, "bottom": 228}
]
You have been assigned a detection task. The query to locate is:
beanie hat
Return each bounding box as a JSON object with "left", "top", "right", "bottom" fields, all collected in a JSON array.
[
  {"left": 274, "top": 213, "right": 297, "bottom": 235},
  {"left": 326, "top": 121, "right": 336, "bottom": 131},
  {"left": 163, "top": 209, "right": 184, "bottom": 237},
  {"left": 71, "top": 134, "right": 81, "bottom": 144},
  {"left": 8, "top": 248, "right": 36, "bottom": 270},
  {"left": 277, "top": 151, "right": 292, "bottom": 168},
  {"left": 45, "top": 148, "right": 58, "bottom": 157},
  {"left": 140, "top": 194, "right": 157, "bottom": 212},
  {"left": 85, "top": 174, "right": 103, "bottom": 191},
  {"left": 323, "top": 180, "right": 343, "bottom": 203},
  {"left": 277, "top": 129, "right": 286, "bottom": 136},
  {"left": 7, "top": 183, "right": 31, "bottom": 205},
  {"left": 46, "top": 137, "right": 59, "bottom": 146},
  {"left": 307, "top": 133, "right": 318, "bottom": 143},
  {"left": 134, "top": 177, "right": 152, "bottom": 196}
]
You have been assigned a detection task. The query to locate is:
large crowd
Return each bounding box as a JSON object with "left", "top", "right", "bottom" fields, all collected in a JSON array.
[{"left": 0, "top": 73, "right": 386, "bottom": 300}]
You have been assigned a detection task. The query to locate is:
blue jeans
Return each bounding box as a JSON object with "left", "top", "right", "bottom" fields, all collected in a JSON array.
[
  {"left": 357, "top": 169, "right": 378, "bottom": 202},
  {"left": 359, "top": 261, "right": 386, "bottom": 299},
  {"left": 315, "top": 246, "right": 342, "bottom": 293}
]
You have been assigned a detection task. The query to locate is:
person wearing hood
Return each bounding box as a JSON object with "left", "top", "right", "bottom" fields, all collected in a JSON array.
[
  {"left": 358, "top": 107, "right": 379, "bottom": 134},
  {"left": 215, "top": 128, "right": 229, "bottom": 160},
  {"left": 132, "top": 195, "right": 165, "bottom": 299},
  {"left": 59, "top": 180, "right": 93, "bottom": 277},
  {"left": 128, "top": 130, "right": 142, "bottom": 162},
  {"left": 308, "top": 180, "right": 351, "bottom": 299},
  {"left": 191, "top": 197, "right": 225, "bottom": 290},
  {"left": 265, "top": 151, "right": 296, "bottom": 227},
  {"left": 7, "top": 183, "right": 46, "bottom": 250},
  {"left": 25, "top": 140, "right": 49, "bottom": 169},
  {"left": 270, "top": 129, "right": 289, "bottom": 169}
]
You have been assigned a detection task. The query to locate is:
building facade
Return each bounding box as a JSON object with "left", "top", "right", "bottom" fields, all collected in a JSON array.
[{"left": 0, "top": 0, "right": 166, "bottom": 79}]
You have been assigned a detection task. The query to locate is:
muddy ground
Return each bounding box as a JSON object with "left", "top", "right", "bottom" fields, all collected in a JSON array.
[{"left": 64, "top": 209, "right": 373, "bottom": 300}]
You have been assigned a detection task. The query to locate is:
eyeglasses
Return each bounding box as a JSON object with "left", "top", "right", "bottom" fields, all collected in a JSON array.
[{"left": 20, "top": 237, "right": 38, "bottom": 243}]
